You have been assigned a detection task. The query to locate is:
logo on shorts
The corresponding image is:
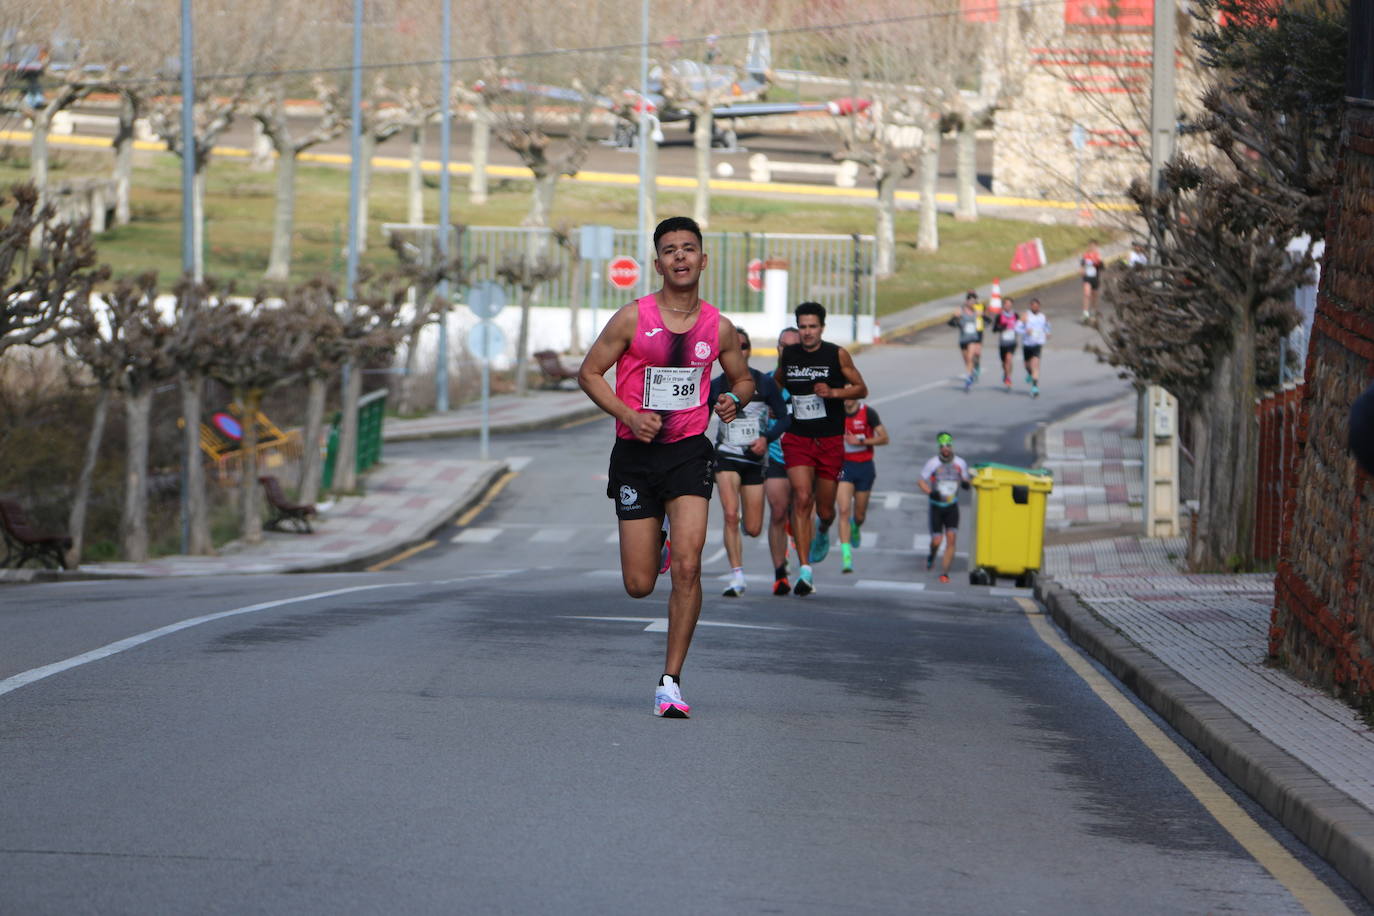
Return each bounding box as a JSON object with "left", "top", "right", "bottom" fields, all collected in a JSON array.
[
  {"left": 694, "top": 340, "right": 711, "bottom": 360},
  {"left": 619, "top": 485, "right": 640, "bottom": 508}
]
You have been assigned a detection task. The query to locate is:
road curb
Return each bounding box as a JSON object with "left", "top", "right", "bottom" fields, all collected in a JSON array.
[
  {"left": 293, "top": 461, "right": 511, "bottom": 574},
  {"left": 1035, "top": 578, "right": 1374, "bottom": 905}
]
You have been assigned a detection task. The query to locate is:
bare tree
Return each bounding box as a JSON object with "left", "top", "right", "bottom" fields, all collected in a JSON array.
[
  {"left": 475, "top": 0, "right": 627, "bottom": 229},
  {"left": 168, "top": 276, "right": 230, "bottom": 556},
  {"left": 286, "top": 279, "right": 349, "bottom": 506},
  {"left": 252, "top": 78, "right": 346, "bottom": 282},
  {"left": 332, "top": 271, "right": 406, "bottom": 493},
  {"left": 387, "top": 231, "right": 477, "bottom": 414},
  {"left": 206, "top": 295, "right": 316, "bottom": 543},
  {"left": 0, "top": 184, "right": 106, "bottom": 355},
  {"left": 62, "top": 276, "right": 154, "bottom": 566},
  {"left": 496, "top": 251, "right": 563, "bottom": 396}
]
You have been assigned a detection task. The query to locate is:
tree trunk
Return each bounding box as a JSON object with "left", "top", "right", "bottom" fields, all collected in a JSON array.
[
  {"left": 239, "top": 389, "right": 264, "bottom": 543},
  {"left": 66, "top": 388, "right": 110, "bottom": 568},
  {"left": 470, "top": 108, "right": 490, "bottom": 205},
  {"left": 1188, "top": 308, "right": 1259, "bottom": 571},
  {"left": 121, "top": 389, "right": 152, "bottom": 562},
  {"left": 335, "top": 363, "right": 362, "bottom": 491},
  {"left": 514, "top": 289, "right": 533, "bottom": 397},
  {"left": 526, "top": 171, "right": 558, "bottom": 228},
  {"left": 955, "top": 122, "right": 978, "bottom": 222},
  {"left": 408, "top": 124, "right": 425, "bottom": 224},
  {"left": 30, "top": 106, "right": 51, "bottom": 206},
  {"left": 358, "top": 132, "right": 378, "bottom": 252},
  {"left": 112, "top": 95, "right": 136, "bottom": 226},
  {"left": 917, "top": 131, "right": 940, "bottom": 253},
  {"left": 264, "top": 149, "right": 298, "bottom": 282},
  {"left": 874, "top": 169, "right": 897, "bottom": 278},
  {"left": 693, "top": 110, "right": 712, "bottom": 228},
  {"left": 398, "top": 325, "right": 424, "bottom": 415},
  {"left": 181, "top": 373, "right": 212, "bottom": 555},
  {"left": 297, "top": 374, "right": 328, "bottom": 506}
]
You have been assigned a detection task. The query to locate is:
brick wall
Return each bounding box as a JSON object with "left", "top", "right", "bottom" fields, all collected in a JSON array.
[{"left": 1271, "top": 105, "right": 1374, "bottom": 708}]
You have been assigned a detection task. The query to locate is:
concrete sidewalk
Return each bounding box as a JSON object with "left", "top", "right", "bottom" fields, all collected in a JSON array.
[{"left": 1034, "top": 392, "right": 1374, "bottom": 905}]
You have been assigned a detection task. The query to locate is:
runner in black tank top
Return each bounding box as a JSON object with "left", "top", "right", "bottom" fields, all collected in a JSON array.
[{"left": 772, "top": 302, "right": 868, "bottom": 596}]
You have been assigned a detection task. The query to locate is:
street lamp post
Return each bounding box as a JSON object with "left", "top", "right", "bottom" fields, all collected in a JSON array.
[
  {"left": 436, "top": 0, "right": 453, "bottom": 412},
  {"left": 636, "top": 0, "right": 650, "bottom": 292}
]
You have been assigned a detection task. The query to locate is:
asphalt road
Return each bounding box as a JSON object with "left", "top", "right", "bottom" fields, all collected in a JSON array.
[{"left": 2, "top": 279, "right": 1370, "bottom": 912}]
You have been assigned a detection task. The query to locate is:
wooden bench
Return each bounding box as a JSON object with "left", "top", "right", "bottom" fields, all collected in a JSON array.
[
  {"left": 533, "top": 350, "right": 579, "bottom": 389},
  {"left": 258, "top": 476, "right": 317, "bottom": 534},
  {"left": 0, "top": 499, "right": 72, "bottom": 570}
]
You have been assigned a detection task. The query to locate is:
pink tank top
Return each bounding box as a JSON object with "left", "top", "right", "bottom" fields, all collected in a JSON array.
[{"left": 615, "top": 295, "right": 721, "bottom": 443}]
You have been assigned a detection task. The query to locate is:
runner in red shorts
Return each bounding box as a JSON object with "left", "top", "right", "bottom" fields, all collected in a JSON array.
[{"left": 774, "top": 302, "right": 868, "bottom": 596}]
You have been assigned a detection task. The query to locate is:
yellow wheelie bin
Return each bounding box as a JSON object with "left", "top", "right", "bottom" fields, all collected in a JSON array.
[{"left": 969, "top": 463, "right": 1053, "bottom": 588}]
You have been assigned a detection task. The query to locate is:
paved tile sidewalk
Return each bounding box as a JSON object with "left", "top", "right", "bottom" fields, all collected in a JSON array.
[
  {"left": 71, "top": 458, "right": 507, "bottom": 578},
  {"left": 1037, "top": 393, "right": 1374, "bottom": 904}
]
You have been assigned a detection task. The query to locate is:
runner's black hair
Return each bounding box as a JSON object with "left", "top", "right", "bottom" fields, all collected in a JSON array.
[
  {"left": 794, "top": 301, "right": 826, "bottom": 324},
  {"left": 653, "top": 216, "right": 703, "bottom": 250}
]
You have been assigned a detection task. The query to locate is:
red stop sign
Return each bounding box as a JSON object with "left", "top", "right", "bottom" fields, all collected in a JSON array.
[
  {"left": 607, "top": 256, "right": 640, "bottom": 290},
  {"left": 747, "top": 258, "right": 764, "bottom": 293}
]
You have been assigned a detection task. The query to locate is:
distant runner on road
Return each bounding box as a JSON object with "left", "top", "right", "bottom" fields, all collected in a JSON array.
[
  {"left": 918, "top": 432, "right": 972, "bottom": 584},
  {"left": 836, "top": 398, "right": 889, "bottom": 574},
  {"left": 709, "top": 327, "right": 789, "bottom": 598},
  {"left": 578, "top": 216, "right": 754, "bottom": 719},
  {"left": 1017, "top": 297, "right": 1051, "bottom": 399},
  {"left": 951, "top": 292, "right": 984, "bottom": 392},
  {"left": 775, "top": 302, "right": 868, "bottom": 596},
  {"left": 766, "top": 327, "right": 801, "bottom": 595}
]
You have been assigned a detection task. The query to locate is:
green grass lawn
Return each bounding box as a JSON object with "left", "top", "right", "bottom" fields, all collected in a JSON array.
[{"left": 6, "top": 145, "right": 1109, "bottom": 315}]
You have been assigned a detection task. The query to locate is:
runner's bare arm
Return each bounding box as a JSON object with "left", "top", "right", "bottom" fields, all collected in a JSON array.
[
  {"left": 578, "top": 305, "right": 662, "bottom": 441},
  {"left": 866, "top": 423, "right": 890, "bottom": 447},
  {"left": 714, "top": 318, "right": 755, "bottom": 423},
  {"left": 814, "top": 347, "right": 868, "bottom": 400}
]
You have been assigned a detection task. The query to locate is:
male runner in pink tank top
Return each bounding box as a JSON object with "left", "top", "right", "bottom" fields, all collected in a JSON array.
[{"left": 579, "top": 216, "right": 754, "bottom": 718}]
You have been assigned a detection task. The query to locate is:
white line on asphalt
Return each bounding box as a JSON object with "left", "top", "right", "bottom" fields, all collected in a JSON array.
[
  {"left": 561, "top": 616, "right": 785, "bottom": 633},
  {"left": 853, "top": 580, "right": 926, "bottom": 592},
  {"left": 506, "top": 456, "right": 533, "bottom": 471},
  {"left": 452, "top": 527, "right": 501, "bottom": 543},
  {"left": 0, "top": 578, "right": 505, "bottom": 701},
  {"left": 1015, "top": 597, "right": 1353, "bottom": 916},
  {"left": 529, "top": 528, "right": 572, "bottom": 543},
  {"left": 868, "top": 378, "right": 949, "bottom": 406},
  {"left": 704, "top": 547, "right": 726, "bottom": 566}
]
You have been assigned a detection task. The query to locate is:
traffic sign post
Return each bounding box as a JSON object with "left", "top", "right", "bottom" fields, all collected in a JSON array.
[
  {"left": 466, "top": 284, "right": 508, "bottom": 460},
  {"left": 581, "top": 225, "right": 616, "bottom": 339},
  {"left": 608, "top": 256, "right": 641, "bottom": 291},
  {"left": 747, "top": 258, "right": 764, "bottom": 293}
]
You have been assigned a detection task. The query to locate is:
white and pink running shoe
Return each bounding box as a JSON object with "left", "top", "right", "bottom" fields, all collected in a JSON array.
[{"left": 654, "top": 675, "right": 690, "bottom": 718}]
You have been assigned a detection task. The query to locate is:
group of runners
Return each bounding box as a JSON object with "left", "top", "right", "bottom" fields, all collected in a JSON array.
[
  {"left": 951, "top": 291, "right": 1051, "bottom": 398},
  {"left": 577, "top": 216, "right": 976, "bottom": 719}
]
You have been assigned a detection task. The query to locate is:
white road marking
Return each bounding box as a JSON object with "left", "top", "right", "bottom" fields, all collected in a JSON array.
[
  {"left": 867, "top": 378, "right": 949, "bottom": 406},
  {"left": 853, "top": 580, "right": 926, "bottom": 592},
  {"left": 0, "top": 575, "right": 515, "bottom": 701},
  {"left": 452, "top": 527, "right": 501, "bottom": 543},
  {"left": 878, "top": 492, "right": 902, "bottom": 511},
  {"left": 704, "top": 547, "right": 726, "bottom": 566},
  {"left": 562, "top": 616, "right": 785, "bottom": 633},
  {"left": 990, "top": 587, "right": 1034, "bottom": 597},
  {"left": 506, "top": 455, "right": 533, "bottom": 471},
  {"left": 529, "top": 528, "right": 572, "bottom": 543}
]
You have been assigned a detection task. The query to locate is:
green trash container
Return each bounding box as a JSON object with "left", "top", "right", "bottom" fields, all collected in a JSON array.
[{"left": 969, "top": 463, "right": 1054, "bottom": 588}]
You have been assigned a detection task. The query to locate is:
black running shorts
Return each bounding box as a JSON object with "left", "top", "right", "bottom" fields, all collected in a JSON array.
[
  {"left": 608, "top": 435, "right": 715, "bottom": 520},
  {"left": 1023, "top": 344, "right": 1043, "bottom": 361},
  {"left": 929, "top": 502, "right": 960, "bottom": 534},
  {"left": 764, "top": 460, "right": 788, "bottom": 480},
  {"left": 714, "top": 453, "right": 765, "bottom": 487}
]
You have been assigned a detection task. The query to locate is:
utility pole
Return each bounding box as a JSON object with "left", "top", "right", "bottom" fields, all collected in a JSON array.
[
  {"left": 1149, "top": 0, "right": 1177, "bottom": 196},
  {"left": 436, "top": 0, "right": 453, "bottom": 412}
]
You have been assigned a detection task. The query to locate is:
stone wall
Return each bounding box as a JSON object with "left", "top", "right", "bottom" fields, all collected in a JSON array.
[
  {"left": 991, "top": 3, "right": 1206, "bottom": 206},
  {"left": 1271, "top": 104, "right": 1374, "bottom": 710}
]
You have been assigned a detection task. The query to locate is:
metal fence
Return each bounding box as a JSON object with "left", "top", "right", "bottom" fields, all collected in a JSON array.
[{"left": 384, "top": 223, "right": 876, "bottom": 321}]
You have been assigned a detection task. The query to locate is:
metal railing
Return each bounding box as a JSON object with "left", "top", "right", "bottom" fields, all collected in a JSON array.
[{"left": 384, "top": 223, "right": 876, "bottom": 321}]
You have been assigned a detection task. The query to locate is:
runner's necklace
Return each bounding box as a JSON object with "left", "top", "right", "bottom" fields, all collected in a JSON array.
[{"left": 659, "top": 301, "right": 700, "bottom": 314}]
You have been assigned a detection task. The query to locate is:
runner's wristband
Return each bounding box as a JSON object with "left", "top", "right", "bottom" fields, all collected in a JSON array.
[{"left": 724, "top": 391, "right": 741, "bottom": 405}]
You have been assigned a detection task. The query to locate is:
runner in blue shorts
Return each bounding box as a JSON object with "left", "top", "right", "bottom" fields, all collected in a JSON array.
[{"left": 836, "top": 398, "right": 889, "bottom": 573}]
